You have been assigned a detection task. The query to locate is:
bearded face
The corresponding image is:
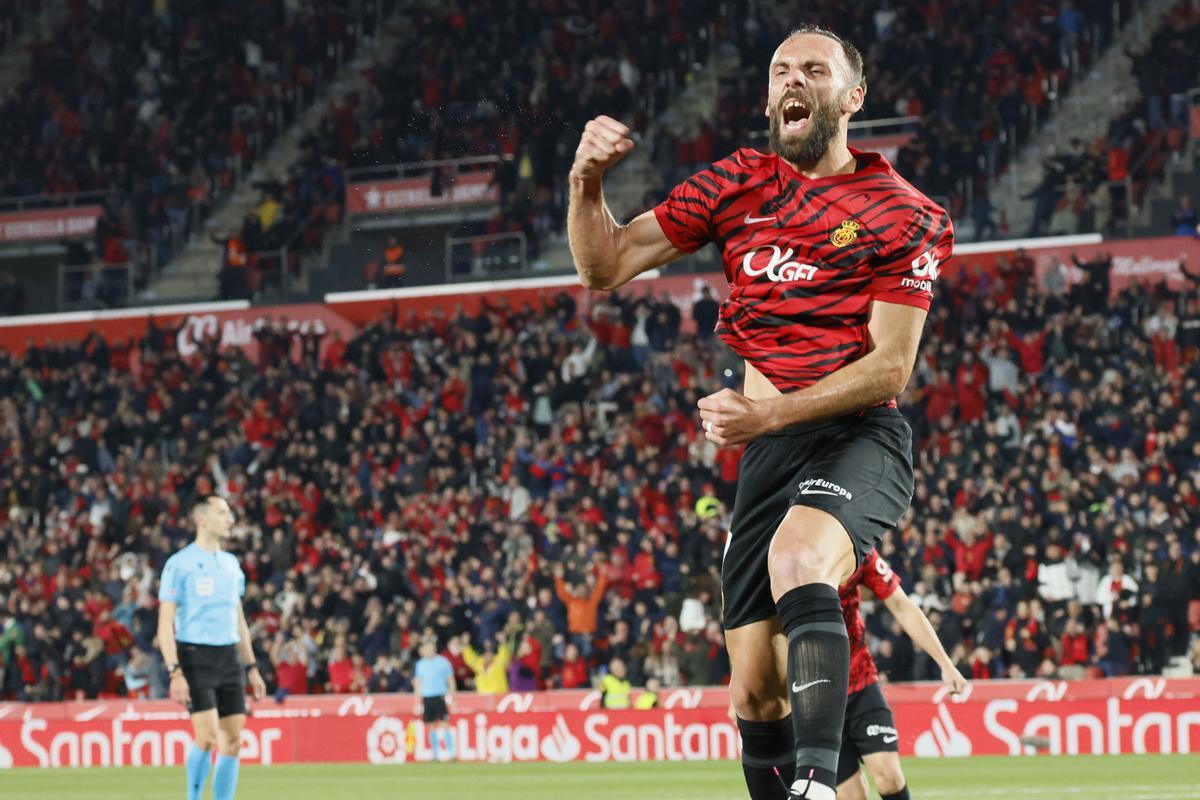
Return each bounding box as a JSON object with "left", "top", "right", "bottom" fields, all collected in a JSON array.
[
  {"left": 767, "top": 86, "right": 843, "bottom": 167},
  {"left": 764, "top": 32, "right": 862, "bottom": 168}
]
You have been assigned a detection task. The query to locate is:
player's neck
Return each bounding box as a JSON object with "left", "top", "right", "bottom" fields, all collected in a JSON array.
[
  {"left": 782, "top": 142, "right": 857, "bottom": 180},
  {"left": 194, "top": 531, "right": 222, "bottom": 552}
]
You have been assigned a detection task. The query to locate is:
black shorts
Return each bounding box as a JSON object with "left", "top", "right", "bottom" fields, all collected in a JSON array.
[
  {"left": 178, "top": 643, "right": 247, "bottom": 718},
  {"left": 721, "top": 408, "right": 913, "bottom": 629},
  {"left": 422, "top": 695, "right": 449, "bottom": 723},
  {"left": 836, "top": 683, "right": 900, "bottom": 785}
]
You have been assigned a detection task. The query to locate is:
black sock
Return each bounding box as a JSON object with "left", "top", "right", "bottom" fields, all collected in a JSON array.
[
  {"left": 881, "top": 787, "right": 911, "bottom": 800},
  {"left": 738, "top": 716, "right": 795, "bottom": 800},
  {"left": 775, "top": 584, "right": 849, "bottom": 797}
]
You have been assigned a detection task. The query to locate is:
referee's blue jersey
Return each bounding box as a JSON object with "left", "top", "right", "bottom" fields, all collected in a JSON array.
[{"left": 159, "top": 543, "right": 246, "bottom": 646}]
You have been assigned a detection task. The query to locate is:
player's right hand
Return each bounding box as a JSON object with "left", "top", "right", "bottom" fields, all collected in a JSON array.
[
  {"left": 570, "top": 116, "right": 635, "bottom": 182},
  {"left": 942, "top": 664, "right": 969, "bottom": 695},
  {"left": 169, "top": 674, "right": 190, "bottom": 706}
]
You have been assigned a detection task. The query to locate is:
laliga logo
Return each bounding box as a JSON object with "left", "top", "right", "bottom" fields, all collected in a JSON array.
[
  {"left": 540, "top": 715, "right": 582, "bottom": 763},
  {"left": 365, "top": 716, "right": 408, "bottom": 764},
  {"left": 913, "top": 704, "right": 972, "bottom": 757},
  {"left": 742, "top": 246, "right": 818, "bottom": 283}
]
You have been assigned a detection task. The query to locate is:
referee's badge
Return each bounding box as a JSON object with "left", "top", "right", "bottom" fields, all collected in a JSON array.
[{"left": 831, "top": 219, "right": 860, "bottom": 247}]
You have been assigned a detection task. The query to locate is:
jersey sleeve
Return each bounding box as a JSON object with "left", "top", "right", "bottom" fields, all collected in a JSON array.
[
  {"left": 236, "top": 565, "right": 246, "bottom": 598},
  {"left": 870, "top": 203, "right": 954, "bottom": 310},
  {"left": 652, "top": 153, "right": 743, "bottom": 254},
  {"left": 861, "top": 551, "right": 902, "bottom": 601},
  {"left": 158, "top": 557, "right": 182, "bottom": 603}
]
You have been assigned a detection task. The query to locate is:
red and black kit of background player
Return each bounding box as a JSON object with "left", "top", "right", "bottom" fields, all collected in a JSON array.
[{"left": 837, "top": 550, "right": 905, "bottom": 786}]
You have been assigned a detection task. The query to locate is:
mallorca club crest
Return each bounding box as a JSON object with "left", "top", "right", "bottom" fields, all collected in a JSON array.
[{"left": 830, "top": 219, "right": 861, "bottom": 247}]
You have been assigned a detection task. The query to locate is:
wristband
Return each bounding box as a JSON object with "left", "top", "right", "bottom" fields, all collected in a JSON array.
[{"left": 166, "top": 663, "right": 180, "bottom": 675}]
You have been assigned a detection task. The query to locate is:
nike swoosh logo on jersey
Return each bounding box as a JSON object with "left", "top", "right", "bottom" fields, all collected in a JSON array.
[
  {"left": 800, "top": 488, "right": 840, "bottom": 496},
  {"left": 791, "top": 679, "right": 831, "bottom": 693},
  {"left": 882, "top": 735, "right": 899, "bottom": 743},
  {"left": 743, "top": 213, "right": 776, "bottom": 224}
]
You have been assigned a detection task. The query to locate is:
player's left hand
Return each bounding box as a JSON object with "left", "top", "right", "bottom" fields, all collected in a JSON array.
[
  {"left": 941, "top": 664, "right": 968, "bottom": 695},
  {"left": 697, "top": 388, "right": 775, "bottom": 446},
  {"left": 248, "top": 668, "right": 267, "bottom": 701}
]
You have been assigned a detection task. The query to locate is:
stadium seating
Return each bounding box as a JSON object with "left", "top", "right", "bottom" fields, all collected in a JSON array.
[
  {"left": 0, "top": 1, "right": 361, "bottom": 289},
  {"left": 1, "top": 242, "right": 1198, "bottom": 701}
]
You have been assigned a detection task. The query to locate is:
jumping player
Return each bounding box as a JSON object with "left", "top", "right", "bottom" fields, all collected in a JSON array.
[
  {"left": 158, "top": 495, "right": 266, "bottom": 800},
  {"left": 567, "top": 24, "right": 953, "bottom": 800},
  {"left": 835, "top": 550, "right": 967, "bottom": 800}
]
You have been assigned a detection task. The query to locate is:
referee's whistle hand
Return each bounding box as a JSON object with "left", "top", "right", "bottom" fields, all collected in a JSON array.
[{"left": 169, "top": 675, "right": 190, "bottom": 706}]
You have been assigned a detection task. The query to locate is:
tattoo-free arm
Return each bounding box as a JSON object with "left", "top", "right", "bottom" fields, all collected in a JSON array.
[{"left": 762, "top": 300, "right": 927, "bottom": 429}]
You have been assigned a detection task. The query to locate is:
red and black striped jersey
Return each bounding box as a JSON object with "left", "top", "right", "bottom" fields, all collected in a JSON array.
[
  {"left": 653, "top": 147, "right": 954, "bottom": 399},
  {"left": 840, "top": 549, "right": 902, "bottom": 694}
]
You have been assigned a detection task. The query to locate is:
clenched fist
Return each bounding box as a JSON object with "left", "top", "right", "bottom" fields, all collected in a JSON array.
[{"left": 570, "top": 116, "right": 635, "bottom": 182}]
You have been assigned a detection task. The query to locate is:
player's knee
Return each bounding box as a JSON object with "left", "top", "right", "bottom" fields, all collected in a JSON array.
[
  {"left": 728, "top": 678, "right": 788, "bottom": 721},
  {"left": 767, "top": 538, "right": 836, "bottom": 593},
  {"left": 194, "top": 734, "right": 217, "bottom": 752}
]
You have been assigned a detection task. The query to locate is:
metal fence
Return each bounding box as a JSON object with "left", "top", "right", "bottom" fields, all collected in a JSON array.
[{"left": 57, "top": 262, "right": 135, "bottom": 312}]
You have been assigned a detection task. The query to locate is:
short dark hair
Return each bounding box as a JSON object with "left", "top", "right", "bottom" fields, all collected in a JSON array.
[
  {"left": 789, "top": 24, "right": 866, "bottom": 92},
  {"left": 190, "top": 494, "right": 220, "bottom": 519}
]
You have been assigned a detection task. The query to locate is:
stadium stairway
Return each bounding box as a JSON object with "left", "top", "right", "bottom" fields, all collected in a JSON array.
[
  {"left": 144, "top": 11, "right": 404, "bottom": 304},
  {"left": 1133, "top": 130, "right": 1200, "bottom": 237},
  {"left": 536, "top": 40, "right": 726, "bottom": 272},
  {"left": 989, "top": 0, "right": 1177, "bottom": 239}
]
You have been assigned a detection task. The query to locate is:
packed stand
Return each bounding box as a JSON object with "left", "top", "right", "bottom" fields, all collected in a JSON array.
[
  {"left": 2, "top": 255, "right": 1200, "bottom": 702},
  {"left": 0, "top": 1, "right": 44, "bottom": 55},
  {"left": 651, "top": 0, "right": 1133, "bottom": 241},
  {"left": 1026, "top": 1, "right": 1199, "bottom": 238},
  {"left": 0, "top": 0, "right": 362, "bottom": 298},
  {"left": 293, "top": 0, "right": 714, "bottom": 267}
]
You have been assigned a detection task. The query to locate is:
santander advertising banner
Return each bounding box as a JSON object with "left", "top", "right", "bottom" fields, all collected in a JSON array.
[{"left": 1, "top": 678, "right": 1197, "bottom": 768}]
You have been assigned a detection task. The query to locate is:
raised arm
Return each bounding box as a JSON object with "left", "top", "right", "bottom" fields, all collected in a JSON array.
[{"left": 568, "top": 116, "right": 685, "bottom": 291}]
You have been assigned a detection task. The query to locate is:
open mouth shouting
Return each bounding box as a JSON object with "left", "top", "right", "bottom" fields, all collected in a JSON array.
[{"left": 780, "top": 96, "right": 812, "bottom": 134}]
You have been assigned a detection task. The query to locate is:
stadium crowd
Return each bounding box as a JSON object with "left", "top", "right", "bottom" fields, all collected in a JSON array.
[
  {"left": 0, "top": 0, "right": 362, "bottom": 290},
  {"left": 1025, "top": 1, "right": 1199, "bottom": 237},
  {"left": 1, "top": 248, "right": 1200, "bottom": 702},
  {"left": 289, "top": 0, "right": 717, "bottom": 268},
  {"left": 654, "top": 0, "right": 1138, "bottom": 240}
]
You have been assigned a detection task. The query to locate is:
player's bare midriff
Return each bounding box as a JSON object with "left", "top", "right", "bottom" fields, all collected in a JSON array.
[{"left": 743, "top": 361, "right": 782, "bottom": 401}]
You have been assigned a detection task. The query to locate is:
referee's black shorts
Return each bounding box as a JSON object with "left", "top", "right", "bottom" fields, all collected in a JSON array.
[
  {"left": 837, "top": 683, "right": 901, "bottom": 785},
  {"left": 178, "top": 643, "right": 247, "bottom": 718},
  {"left": 721, "top": 407, "right": 914, "bottom": 630},
  {"left": 421, "top": 695, "right": 449, "bottom": 723}
]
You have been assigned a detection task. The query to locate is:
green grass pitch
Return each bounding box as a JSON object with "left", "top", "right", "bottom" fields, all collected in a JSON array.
[{"left": 3, "top": 754, "right": 1198, "bottom": 799}]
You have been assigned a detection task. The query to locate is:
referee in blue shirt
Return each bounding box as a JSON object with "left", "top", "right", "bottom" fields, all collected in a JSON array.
[{"left": 158, "top": 495, "right": 266, "bottom": 800}]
